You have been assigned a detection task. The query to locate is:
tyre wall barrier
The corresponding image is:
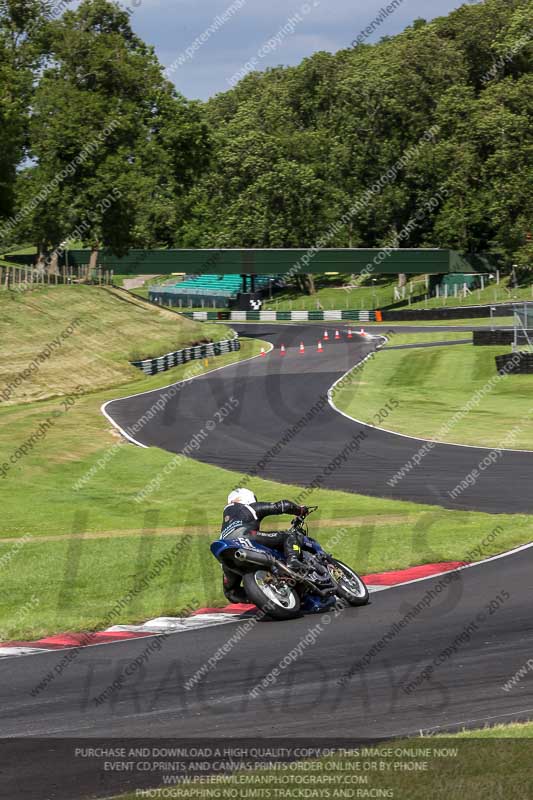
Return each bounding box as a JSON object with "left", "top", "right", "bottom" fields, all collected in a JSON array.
[
  {"left": 473, "top": 330, "right": 514, "bottom": 346},
  {"left": 495, "top": 352, "right": 533, "bottom": 374},
  {"left": 130, "top": 335, "right": 240, "bottom": 376}
]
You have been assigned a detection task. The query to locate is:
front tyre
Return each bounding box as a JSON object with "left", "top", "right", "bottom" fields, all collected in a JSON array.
[
  {"left": 243, "top": 571, "right": 300, "bottom": 620},
  {"left": 328, "top": 559, "right": 369, "bottom": 606}
]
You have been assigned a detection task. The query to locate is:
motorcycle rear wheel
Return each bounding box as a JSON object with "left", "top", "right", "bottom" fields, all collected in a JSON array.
[
  {"left": 328, "top": 559, "right": 369, "bottom": 606},
  {"left": 244, "top": 570, "right": 301, "bottom": 620}
]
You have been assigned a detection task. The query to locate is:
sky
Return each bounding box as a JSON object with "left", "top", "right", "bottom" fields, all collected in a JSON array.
[{"left": 122, "top": 0, "right": 475, "bottom": 100}]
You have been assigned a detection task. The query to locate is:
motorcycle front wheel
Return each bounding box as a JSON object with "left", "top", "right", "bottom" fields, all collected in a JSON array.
[
  {"left": 327, "top": 559, "right": 369, "bottom": 606},
  {"left": 243, "top": 570, "right": 301, "bottom": 620}
]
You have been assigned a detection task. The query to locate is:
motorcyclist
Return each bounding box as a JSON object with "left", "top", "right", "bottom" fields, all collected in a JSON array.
[{"left": 220, "top": 488, "right": 309, "bottom": 603}]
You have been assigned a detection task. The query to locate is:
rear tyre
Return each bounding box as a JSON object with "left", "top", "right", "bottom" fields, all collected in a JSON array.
[
  {"left": 328, "top": 559, "right": 369, "bottom": 606},
  {"left": 243, "top": 571, "right": 300, "bottom": 620}
]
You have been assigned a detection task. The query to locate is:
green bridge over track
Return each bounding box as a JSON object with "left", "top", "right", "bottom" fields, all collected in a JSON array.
[{"left": 5, "top": 248, "right": 482, "bottom": 275}]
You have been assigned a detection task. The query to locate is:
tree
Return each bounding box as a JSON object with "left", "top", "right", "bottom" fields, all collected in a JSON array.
[
  {"left": 177, "top": 79, "right": 338, "bottom": 247},
  {"left": 7, "top": 0, "right": 532, "bottom": 273},
  {"left": 428, "top": 76, "right": 532, "bottom": 264},
  {"left": 16, "top": 0, "right": 209, "bottom": 264},
  {"left": 0, "top": 0, "right": 43, "bottom": 244},
  {"left": 177, "top": 0, "right": 531, "bottom": 269}
]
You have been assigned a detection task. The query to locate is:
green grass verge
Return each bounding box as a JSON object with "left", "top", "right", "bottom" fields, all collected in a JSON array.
[
  {"left": 4, "top": 242, "right": 84, "bottom": 256},
  {"left": 130, "top": 287, "right": 150, "bottom": 299},
  {"left": 110, "top": 274, "right": 129, "bottom": 288},
  {"left": 2, "top": 245, "right": 36, "bottom": 255},
  {"left": 334, "top": 335, "right": 533, "bottom": 448},
  {"left": 113, "top": 722, "right": 533, "bottom": 800},
  {"left": 451, "top": 722, "right": 533, "bottom": 738},
  {"left": 383, "top": 332, "right": 472, "bottom": 346}
]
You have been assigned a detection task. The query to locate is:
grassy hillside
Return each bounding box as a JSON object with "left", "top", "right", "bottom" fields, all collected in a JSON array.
[
  {"left": 0, "top": 285, "right": 231, "bottom": 405},
  {"left": 264, "top": 274, "right": 533, "bottom": 313},
  {"left": 262, "top": 275, "right": 399, "bottom": 311},
  {"left": 406, "top": 276, "right": 533, "bottom": 310}
]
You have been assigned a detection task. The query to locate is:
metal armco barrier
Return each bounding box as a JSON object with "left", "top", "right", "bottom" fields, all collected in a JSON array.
[
  {"left": 495, "top": 352, "right": 533, "bottom": 374},
  {"left": 130, "top": 335, "right": 240, "bottom": 376},
  {"left": 473, "top": 330, "right": 514, "bottom": 346},
  {"left": 182, "top": 310, "right": 378, "bottom": 322}
]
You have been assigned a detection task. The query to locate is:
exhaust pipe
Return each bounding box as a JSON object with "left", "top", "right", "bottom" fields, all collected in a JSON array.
[
  {"left": 235, "top": 550, "right": 332, "bottom": 596},
  {"left": 235, "top": 549, "right": 275, "bottom": 568}
]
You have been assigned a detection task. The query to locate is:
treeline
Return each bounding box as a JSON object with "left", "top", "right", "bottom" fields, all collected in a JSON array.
[
  {"left": 0, "top": 0, "right": 531, "bottom": 269},
  {"left": 0, "top": 0, "right": 209, "bottom": 267}
]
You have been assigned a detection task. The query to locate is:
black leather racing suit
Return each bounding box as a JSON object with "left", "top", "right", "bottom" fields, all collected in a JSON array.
[{"left": 220, "top": 500, "right": 305, "bottom": 603}]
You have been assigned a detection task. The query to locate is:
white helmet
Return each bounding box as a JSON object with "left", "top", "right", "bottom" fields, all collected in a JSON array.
[{"left": 227, "top": 488, "right": 257, "bottom": 506}]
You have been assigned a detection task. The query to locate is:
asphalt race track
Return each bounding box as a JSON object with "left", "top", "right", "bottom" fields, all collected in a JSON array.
[
  {"left": 1, "top": 545, "right": 533, "bottom": 798},
  {"left": 104, "top": 323, "right": 533, "bottom": 513},
  {"left": 2, "top": 323, "right": 533, "bottom": 799}
]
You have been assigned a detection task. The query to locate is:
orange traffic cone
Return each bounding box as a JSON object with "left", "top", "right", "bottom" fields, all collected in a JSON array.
[
  {"left": 359, "top": 328, "right": 366, "bottom": 337},
  {"left": 317, "top": 340, "right": 324, "bottom": 353},
  {"left": 323, "top": 330, "right": 329, "bottom": 340},
  {"left": 260, "top": 347, "right": 266, "bottom": 357},
  {"left": 347, "top": 329, "right": 353, "bottom": 339},
  {"left": 280, "top": 344, "right": 286, "bottom": 356},
  {"left": 299, "top": 342, "right": 305, "bottom": 354},
  {"left": 335, "top": 329, "right": 340, "bottom": 340}
]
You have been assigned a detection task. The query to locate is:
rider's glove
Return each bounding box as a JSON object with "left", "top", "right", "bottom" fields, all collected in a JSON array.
[{"left": 299, "top": 506, "right": 309, "bottom": 517}]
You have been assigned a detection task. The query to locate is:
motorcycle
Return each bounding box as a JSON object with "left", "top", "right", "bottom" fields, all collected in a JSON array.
[{"left": 210, "top": 506, "right": 369, "bottom": 620}]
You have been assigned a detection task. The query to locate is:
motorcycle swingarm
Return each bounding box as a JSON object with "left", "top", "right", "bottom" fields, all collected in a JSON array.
[{"left": 278, "top": 569, "right": 336, "bottom": 599}]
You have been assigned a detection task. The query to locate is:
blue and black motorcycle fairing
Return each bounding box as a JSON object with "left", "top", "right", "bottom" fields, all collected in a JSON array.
[{"left": 210, "top": 507, "right": 369, "bottom": 620}]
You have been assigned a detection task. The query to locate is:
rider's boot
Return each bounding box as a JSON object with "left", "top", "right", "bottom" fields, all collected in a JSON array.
[
  {"left": 285, "top": 533, "right": 305, "bottom": 573},
  {"left": 223, "top": 569, "right": 247, "bottom": 603}
]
